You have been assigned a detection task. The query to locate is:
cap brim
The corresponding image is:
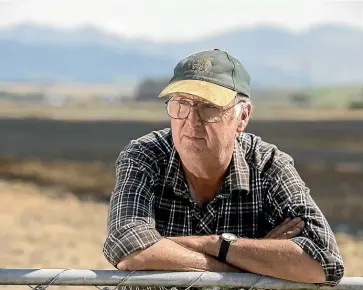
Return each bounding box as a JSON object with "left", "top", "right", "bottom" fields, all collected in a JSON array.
[{"left": 158, "top": 79, "right": 237, "bottom": 107}]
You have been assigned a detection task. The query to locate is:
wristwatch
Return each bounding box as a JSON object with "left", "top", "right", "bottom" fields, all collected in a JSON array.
[{"left": 217, "top": 233, "right": 238, "bottom": 262}]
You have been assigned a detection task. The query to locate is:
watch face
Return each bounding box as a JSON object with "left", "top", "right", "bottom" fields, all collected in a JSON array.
[{"left": 221, "top": 233, "right": 238, "bottom": 242}]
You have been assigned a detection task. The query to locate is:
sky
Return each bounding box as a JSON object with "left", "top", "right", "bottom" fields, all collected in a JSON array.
[{"left": 0, "top": 0, "right": 362, "bottom": 41}]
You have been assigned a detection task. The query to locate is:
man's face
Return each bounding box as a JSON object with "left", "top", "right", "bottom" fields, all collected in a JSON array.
[{"left": 169, "top": 93, "right": 243, "bottom": 160}]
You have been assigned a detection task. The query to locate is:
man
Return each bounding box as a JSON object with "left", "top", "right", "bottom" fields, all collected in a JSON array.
[{"left": 103, "top": 49, "right": 344, "bottom": 287}]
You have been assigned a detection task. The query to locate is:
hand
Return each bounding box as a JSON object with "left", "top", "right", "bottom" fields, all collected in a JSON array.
[{"left": 264, "top": 217, "right": 305, "bottom": 239}]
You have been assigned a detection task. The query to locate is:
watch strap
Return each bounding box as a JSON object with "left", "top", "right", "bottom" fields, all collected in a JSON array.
[{"left": 217, "top": 238, "right": 230, "bottom": 262}]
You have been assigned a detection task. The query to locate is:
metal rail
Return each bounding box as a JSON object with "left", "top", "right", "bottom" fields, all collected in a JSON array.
[{"left": 0, "top": 269, "right": 363, "bottom": 289}]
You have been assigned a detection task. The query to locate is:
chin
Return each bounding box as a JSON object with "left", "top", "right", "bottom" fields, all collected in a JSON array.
[{"left": 183, "top": 144, "right": 209, "bottom": 155}]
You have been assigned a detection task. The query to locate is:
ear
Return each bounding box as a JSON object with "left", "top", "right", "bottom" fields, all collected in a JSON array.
[
  {"left": 236, "top": 109, "right": 250, "bottom": 133},
  {"left": 236, "top": 119, "right": 245, "bottom": 133}
]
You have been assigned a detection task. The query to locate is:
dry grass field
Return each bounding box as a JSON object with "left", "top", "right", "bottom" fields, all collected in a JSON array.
[{"left": 0, "top": 179, "right": 112, "bottom": 290}]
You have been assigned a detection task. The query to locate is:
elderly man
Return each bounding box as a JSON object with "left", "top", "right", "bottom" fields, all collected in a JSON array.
[{"left": 103, "top": 49, "right": 344, "bottom": 287}]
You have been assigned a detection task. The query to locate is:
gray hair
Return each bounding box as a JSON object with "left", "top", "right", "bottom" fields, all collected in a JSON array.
[{"left": 234, "top": 93, "right": 252, "bottom": 117}]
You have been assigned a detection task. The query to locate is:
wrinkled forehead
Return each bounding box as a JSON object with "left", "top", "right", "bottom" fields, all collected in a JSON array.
[
  {"left": 171, "top": 93, "right": 226, "bottom": 107},
  {"left": 171, "top": 93, "right": 206, "bottom": 102}
]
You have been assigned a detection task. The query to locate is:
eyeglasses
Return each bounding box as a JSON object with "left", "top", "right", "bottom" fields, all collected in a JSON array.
[{"left": 165, "top": 97, "right": 244, "bottom": 123}]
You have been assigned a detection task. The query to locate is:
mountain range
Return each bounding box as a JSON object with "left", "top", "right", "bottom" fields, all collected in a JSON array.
[{"left": 0, "top": 23, "right": 363, "bottom": 87}]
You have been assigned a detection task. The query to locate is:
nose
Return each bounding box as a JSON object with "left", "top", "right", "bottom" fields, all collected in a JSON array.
[{"left": 187, "top": 105, "right": 202, "bottom": 125}]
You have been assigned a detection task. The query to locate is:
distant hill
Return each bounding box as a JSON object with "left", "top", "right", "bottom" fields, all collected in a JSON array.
[
  {"left": 0, "top": 23, "right": 363, "bottom": 87},
  {"left": 0, "top": 39, "right": 175, "bottom": 83}
]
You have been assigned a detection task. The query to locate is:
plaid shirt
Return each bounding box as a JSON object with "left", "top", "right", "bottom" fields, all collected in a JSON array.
[{"left": 103, "top": 128, "right": 344, "bottom": 287}]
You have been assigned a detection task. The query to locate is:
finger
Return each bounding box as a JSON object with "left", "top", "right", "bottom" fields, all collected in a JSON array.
[
  {"left": 274, "top": 217, "right": 303, "bottom": 238},
  {"left": 290, "top": 220, "right": 305, "bottom": 232},
  {"left": 265, "top": 217, "right": 295, "bottom": 238},
  {"left": 282, "top": 226, "right": 303, "bottom": 239},
  {"left": 281, "top": 217, "right": 304, "bottom": 232},
  {"left": 288, "top": 217, "right": 303, "bottom": 227},
  {"left": 270, "top": 217, "right": 302, "bottom": 238},
  {"left": 264, "top": 218, "right": 291, "bottom": 238},
  {"left": 296, "top": 220, "right": 305, "bottom": 230},
  {"left": 278, "top": 221, "right": 305, "bottom": 239},
  {"left": 282, "top": 217, "right": 292, "bottom": 224},
  {"left": 265, "top": 217, "right": 304, "bottom": 239}
]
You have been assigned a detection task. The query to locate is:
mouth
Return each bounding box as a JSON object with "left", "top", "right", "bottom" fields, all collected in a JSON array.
[{"left": 184, "top": 135, "right": 204, "bottom": 140}]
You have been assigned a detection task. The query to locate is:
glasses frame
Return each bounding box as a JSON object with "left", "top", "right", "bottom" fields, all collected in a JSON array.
[{"left": 165, "top": 96, "right": 245, "bottom": 123}]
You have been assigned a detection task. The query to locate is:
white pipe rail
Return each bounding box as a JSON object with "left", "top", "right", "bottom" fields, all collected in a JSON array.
[{"left": 0, "top": 269, "right": 363, "bottom": 289}]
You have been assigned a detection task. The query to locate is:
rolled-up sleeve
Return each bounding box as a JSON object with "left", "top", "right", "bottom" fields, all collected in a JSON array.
[
  {"left": 264, "top": 159, "right": 345, "bottom": 287},
  {"left": 103, "top": 142, "right": 162, "bottom": 267}
]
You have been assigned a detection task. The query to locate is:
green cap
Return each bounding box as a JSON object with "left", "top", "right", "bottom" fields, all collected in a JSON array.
[{"left": 158, "top": 49, "right": 251, "bottom": 106}]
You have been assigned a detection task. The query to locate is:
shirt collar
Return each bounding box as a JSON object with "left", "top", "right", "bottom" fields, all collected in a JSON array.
[
  {"left": 220, "top": 136, "right": 250, "bottom": 195},
  {"left": 165, "top": 146, "right": 189, "bottom": 198}
]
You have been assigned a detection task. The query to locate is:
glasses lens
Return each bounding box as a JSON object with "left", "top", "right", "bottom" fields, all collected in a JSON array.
[
  {"left": 167, "top": 100, "right": 190, "bottom": 119},
  {"left": 198, "top": 103, "right": 221, "bottom": 122}
]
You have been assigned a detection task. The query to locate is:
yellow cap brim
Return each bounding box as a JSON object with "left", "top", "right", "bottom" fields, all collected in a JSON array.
[{"left": 158, "top": 79, "right": 237, "bottom": 107}]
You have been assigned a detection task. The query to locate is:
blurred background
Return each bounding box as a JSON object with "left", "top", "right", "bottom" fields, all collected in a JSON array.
[{"left": 0, "top": 0, "right": 363, "bottom": 288}]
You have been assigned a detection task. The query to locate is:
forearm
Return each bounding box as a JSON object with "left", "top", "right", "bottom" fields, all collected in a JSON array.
[
  {"left": 207, "top": 236, "right": 326, "bottom": 283},
  {"left": 117, "top": 238, "right": 239, "bottom": 272}
]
